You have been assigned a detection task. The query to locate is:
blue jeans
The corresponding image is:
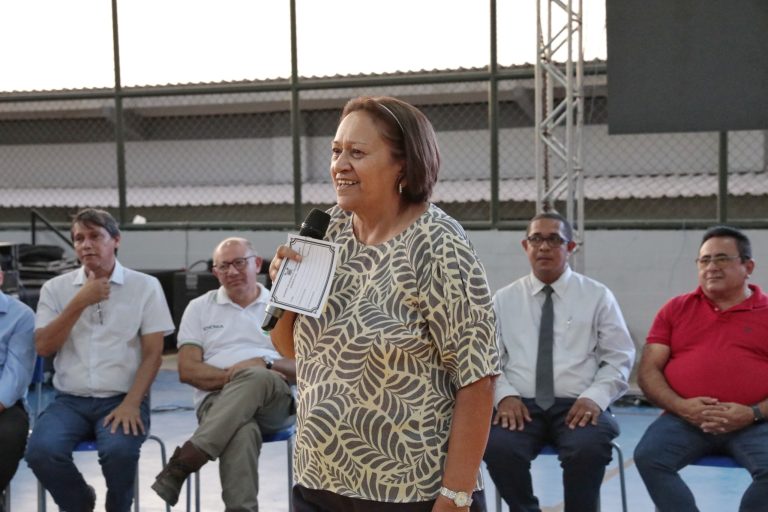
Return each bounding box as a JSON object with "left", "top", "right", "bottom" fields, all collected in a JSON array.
[
  {"left": 635, "top": 412, "right": 768, "bottom": 512},
  {"left": 25, "top": 393, "right": 149, "bottom": 512},
  {"left": 483, "top": 398, "right": 619, "bottom": 512}
]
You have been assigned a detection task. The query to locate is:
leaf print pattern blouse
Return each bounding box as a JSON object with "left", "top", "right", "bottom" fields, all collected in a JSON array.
[{"left": 293, "top": 203, "right": 499, "bottom": 502}]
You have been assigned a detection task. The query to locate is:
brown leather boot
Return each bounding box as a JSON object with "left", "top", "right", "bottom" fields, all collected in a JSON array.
[{"left": 151, "top": 441, "right": 209, "bottom": 506}]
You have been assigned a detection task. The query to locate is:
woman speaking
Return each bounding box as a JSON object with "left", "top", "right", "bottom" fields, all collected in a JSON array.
[{"left": 270, "top": 96, "right": 498, "bottom": 512}]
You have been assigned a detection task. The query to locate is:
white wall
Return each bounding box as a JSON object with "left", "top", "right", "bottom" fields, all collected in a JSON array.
[{"left": 4, "top": 227, "right": 766, "bottom": 354}]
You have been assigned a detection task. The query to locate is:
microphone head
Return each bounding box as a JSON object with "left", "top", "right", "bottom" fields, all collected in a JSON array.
[{"left": 299, "top": 208, "right": 331, "bottom": 240}]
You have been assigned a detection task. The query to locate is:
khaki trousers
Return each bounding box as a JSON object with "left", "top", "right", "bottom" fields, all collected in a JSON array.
[{"left": 192, "top": 366, "right": 295, "bottom": 512}]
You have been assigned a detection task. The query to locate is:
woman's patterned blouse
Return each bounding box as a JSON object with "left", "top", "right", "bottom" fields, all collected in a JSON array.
[{"left": 292, "top": 203, "right": 499, "bottom": 502}]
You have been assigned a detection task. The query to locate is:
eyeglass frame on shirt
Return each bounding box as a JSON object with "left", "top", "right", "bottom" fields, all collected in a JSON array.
[{"left": 212, "top": 255, "right": 257, "bottom": 273}]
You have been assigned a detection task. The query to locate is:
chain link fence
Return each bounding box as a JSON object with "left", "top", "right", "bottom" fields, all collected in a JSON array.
[
  {"left": 121, "top": 90, "right": 295, "bottom": 222},
  {"left": 1, "top": 72, "right": 766, "bottom": 228}
]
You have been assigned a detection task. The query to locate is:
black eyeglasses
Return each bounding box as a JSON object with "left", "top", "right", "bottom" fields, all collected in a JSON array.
[
  {"left": 695, "top": 254, "right": 741, "bottom": 268},
  {"left": 213, "top": 255, "right": 256, "bottom": 273},
  {"left": 526, "top": 234, "right": 569, "bottom": 247}
]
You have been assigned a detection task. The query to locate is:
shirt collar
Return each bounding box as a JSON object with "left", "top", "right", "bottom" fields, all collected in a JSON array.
[
  {"left": 695, "top": 283, "right": 765, "bottom": 311},
  {"left": 216, "top": 282, "right": 270, "bottom": 308},
  {"left": 530, "top": 265, "right": 572, "bottom": 297},
  {"left": 73, "top": 260, "right": 125, "bottom": 286}
]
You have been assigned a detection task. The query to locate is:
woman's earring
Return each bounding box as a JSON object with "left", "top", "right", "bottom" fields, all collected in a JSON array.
[{"left": 398, "top": 182, "right": 404, "bottom": 195}]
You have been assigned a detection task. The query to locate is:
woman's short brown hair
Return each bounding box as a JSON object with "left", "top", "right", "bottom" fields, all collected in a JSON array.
[{"left": 340, "top": 96, "right": 440, "bottom": 204}]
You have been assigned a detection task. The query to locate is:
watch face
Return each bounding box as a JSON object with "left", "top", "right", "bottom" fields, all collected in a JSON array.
[{"left": 455, "top": 492, "right": 469, "bottom": 507}]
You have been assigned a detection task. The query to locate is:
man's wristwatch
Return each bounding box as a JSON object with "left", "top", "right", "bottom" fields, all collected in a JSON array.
[
  {"left": 752, "top": 404, "right": 765, "bottom": 423},
  {"left": 262, "top": 356, "right": 274, "bottom": 370},
  {"left": 439, "top": 486, "right": 473, "bottom": 508}
]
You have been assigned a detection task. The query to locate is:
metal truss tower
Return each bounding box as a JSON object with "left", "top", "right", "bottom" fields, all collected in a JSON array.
[{"left": 535, "top": 0, "right": 585, "bottom": 269}]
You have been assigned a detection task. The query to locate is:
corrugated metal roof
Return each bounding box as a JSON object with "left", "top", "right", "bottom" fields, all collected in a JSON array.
[
  {"left": 1, "top": 61, "right": 604, "bottom": 97},
  {"left": 1, "top": 171, "right": 763, "bottom": 209}
]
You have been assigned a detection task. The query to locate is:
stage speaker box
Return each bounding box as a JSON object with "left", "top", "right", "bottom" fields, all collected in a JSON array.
[
  {"left": 172, "top": 271, "right": 220, "bottom": 331},
  {"left": 165, "top": 264, "right": 272, "bottom": 350},
  {"left": 0, "top": 243, "right": 20, "bottom": 294}
]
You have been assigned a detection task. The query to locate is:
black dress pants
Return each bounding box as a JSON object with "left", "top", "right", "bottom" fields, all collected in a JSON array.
[{"left": 0, "top": 402, "right": 29, "bottom": 489}]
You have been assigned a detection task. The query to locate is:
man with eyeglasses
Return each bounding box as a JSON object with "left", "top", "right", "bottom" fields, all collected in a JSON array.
[
  {"left": 152, "top": 237, "right": 295, "bottom": 511},
  {"left": 26, "top": 208, "right": 174, "bottom": 512},
  {"left": 483, "top": 212, "right": 635, "bottom": 512},
  {"left": 635, "top": 226, "right": 768, "bottom": 512}
]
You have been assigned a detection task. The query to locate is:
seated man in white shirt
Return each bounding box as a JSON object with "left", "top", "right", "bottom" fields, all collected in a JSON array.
[
  {"left": 26, "top": 208, "right": 175, "bottom": 512},
  {"left": 152, "top": 237, "right": 296, "bottom": 511},
  {"left": 483, "top": 212, "right": 635, "bottom": 512}
]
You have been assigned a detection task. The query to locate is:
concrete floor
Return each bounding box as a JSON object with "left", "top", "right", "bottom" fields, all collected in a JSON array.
[{"left": 5, "top": 355, "right": 754, "bottom": 512}]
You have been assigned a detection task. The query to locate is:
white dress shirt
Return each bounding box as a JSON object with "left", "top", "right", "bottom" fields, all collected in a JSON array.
[
  {"left": 177, "top": 284, "right": 280, "bottom": 409},
  {"left": 35, "top": 261, "right": 175, "bottom": 398},
  {"left": 493, "top": 266, "right": 635, "bottom": 411}
]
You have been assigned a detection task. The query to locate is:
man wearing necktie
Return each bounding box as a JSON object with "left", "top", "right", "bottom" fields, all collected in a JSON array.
[{"left": 483, "top": 212, "right": 635, "bottom": 512}]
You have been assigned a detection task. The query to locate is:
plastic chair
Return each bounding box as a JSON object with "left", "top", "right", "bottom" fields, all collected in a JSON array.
[
  {"left": 188, "top": 423, "right": 295, "bottom": 512},
  {"left": 692, "top": 454, "right": 742, "bottom": 468},
  {"left": 492, "top": 441, "right": 628, "bottom": 512},
  {"left": 31, "top": 356, "right": 170, "bottom": 512}
]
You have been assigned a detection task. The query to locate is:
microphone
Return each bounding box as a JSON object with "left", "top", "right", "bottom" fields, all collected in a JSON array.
[{"left": 261, "top": 208, "right": 331, "bottom": 331}]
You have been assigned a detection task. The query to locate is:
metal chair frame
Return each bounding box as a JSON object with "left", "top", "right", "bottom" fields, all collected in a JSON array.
[
  {"left": 31, "top": 356, "right": 170, "bottom": 512},
  {"left": 188, "top": 423, "right": 295, "bottom": 512},
  {"left": 492, "top": 440, "right": 628, "bottom": 512},
  {"left": 652, "top": 454, "right": 744, "bottom": 512}
]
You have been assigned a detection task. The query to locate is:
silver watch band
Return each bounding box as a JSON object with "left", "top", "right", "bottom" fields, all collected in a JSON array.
[{"left": 439, "top": 486, "right": 473, "bottom": 507}]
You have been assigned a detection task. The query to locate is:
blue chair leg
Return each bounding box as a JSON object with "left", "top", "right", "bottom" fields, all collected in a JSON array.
[
  {"left": 145, "top": 434, "right": 170, "bottom": 512},
  {"left": 287, "top": 435, "right": 294, "bottom": 512},
  {"left": 186, "top": 474, "right": 192, "bottom": 512},
  {"left": 37, "top": 480, "right": 46, "bottom": 512},
  {"left": 189, "top": 471, "right": 201, "bottom": 512},
  {"left": 195, "top": 471, "right": 201, "bottom": 512},
  {"left": 611, "top": 441, "right": 628, "bottom": 512}
]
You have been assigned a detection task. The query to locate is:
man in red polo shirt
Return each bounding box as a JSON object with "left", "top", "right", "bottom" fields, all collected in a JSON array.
[{"left": 635, "top": 226, "right": 768, "bottom": 512}]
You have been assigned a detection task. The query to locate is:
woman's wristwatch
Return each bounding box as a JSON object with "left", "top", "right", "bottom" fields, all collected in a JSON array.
[
  {"left": 439, "top": 486, "right": 473, "bottom": 507},
  {"left": 262, "top": 355, "right": 274, "bottom": 370},
  {"left": 752, "top": 404, "right": 765, "bottom": 423}
]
